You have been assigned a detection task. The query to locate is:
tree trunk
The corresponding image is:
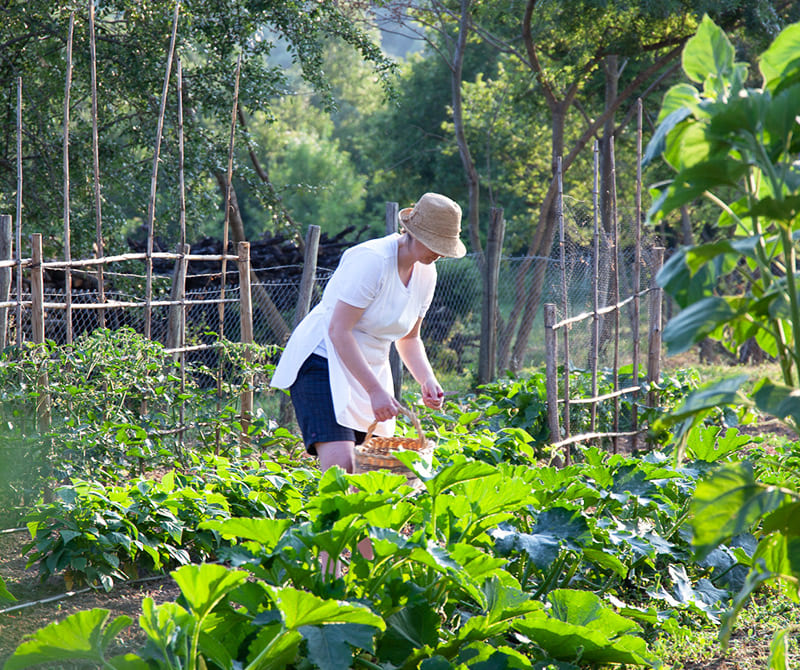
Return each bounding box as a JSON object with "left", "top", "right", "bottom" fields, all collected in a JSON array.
[
  {"left": 215, "top": 172, "right": 290, "bottom": 343},
  {"left": 451, "top": 0, "right": 483, "bottom": 264}
]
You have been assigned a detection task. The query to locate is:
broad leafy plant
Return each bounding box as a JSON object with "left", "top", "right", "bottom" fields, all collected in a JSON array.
[
  {"left": 645, "top": 14, "right": 800, "bottom": 667},
  {"left": 645, "top": 15, "right": 800, "bottom": 439}
]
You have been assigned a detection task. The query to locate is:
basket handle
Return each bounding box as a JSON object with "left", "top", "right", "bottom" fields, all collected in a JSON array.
[{"left": 364, "top": 405, "right": 425, "bottom": 450}]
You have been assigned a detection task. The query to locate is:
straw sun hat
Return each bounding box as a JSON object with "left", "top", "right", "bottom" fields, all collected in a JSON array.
[{"left": 399, "top": 192, "right": 467, "bottom": 258}]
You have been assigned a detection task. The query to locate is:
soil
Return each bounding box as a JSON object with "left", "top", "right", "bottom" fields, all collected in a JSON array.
[{"left": 0, "top": 530, "right": 180, "bottom": 666}]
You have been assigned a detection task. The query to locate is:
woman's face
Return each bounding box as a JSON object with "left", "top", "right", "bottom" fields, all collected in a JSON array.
[{"left": 409, "top": 235, "right": 441, "bottom": 265}]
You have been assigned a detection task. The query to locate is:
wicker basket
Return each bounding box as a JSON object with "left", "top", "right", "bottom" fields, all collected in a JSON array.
[{"left": 353, "top": 406, "right": 434, "bottom": 488}]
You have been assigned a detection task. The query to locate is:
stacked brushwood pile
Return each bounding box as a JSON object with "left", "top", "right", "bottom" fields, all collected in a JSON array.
[{"left": 125, "top": 224, "right": 371, "bottom": 290}]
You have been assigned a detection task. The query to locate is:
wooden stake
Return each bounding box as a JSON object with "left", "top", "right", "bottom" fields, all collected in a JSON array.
[
  {"left": 89, "top": 0, "right": 106, "bottom": 329},
  {"left": 610, "top": 136, "right": 620, "bottom": 453},
  {"left": 238, "top": 242, "right": 253, "bottom": 444},
  {"left": 557, "top": 157, "right": 570, "bottom": 441},
  {"left": 632, "top": 98, "right": 643, "bottom": 451},
  {"left": 647, "top": 247, "right": 665, "bottom": 415},
  {"left": 15, "top": 77, "right": 22, "bottom": 347},
  {"left": 478, "top": 207, "right": 504, "bottom": 384},
  {"left": 217, "top": 52, "right": 242, "bottom": 345},
  {"left": 590, "top": 141, "right": 600, "bottom": 432},
  {"left": 63, "top": 13, "right": 74, "bottom": 345},
  {"left": 0, "top": 215, "right": 11, "bottom": 349},
  {"left": 144, "top": 1, "right": 180, "bottom": 340},
  {"left": 544, "top": 303, "right": 565, "bottom": 465}
]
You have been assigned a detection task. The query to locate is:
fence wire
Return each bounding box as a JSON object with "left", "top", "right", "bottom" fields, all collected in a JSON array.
[{"left": 7, "top": 232, "right": 662, "bottom": 380}]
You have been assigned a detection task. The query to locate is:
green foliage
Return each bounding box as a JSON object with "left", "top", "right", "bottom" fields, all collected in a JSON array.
[
  {"left": 646, "top": 15, "right": 800, "bottom": 440},
  {"left": 0, "top": 0, "right": 394, "bottom": 251}
]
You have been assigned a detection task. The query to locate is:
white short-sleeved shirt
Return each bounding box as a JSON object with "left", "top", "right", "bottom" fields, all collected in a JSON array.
[{"left": 270, "top": 233, "right": 436, "bottom": 436}]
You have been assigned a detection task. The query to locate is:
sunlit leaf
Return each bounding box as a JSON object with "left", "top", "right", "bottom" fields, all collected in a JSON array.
[{"left": 690, "top": 463, "right": 790, "bottom": 559}]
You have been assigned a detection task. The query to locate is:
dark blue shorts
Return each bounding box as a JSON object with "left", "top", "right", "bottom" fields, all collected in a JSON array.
[{"left": 290, "top": 353, "right": 366, "bottom": 455}]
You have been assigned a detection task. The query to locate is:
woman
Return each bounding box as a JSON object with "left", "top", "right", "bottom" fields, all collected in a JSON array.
[{"left": 270, "top": 192, "right": 466, "bottom": 475}]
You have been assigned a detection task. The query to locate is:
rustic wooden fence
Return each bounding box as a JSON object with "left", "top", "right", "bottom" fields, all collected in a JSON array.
[{"left": 544, "top": 113, "right": 665, "bottom": 464}]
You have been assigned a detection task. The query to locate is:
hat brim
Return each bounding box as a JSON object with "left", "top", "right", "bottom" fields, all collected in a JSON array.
[{"left": 399, "top": 207, "right": 467, "bottom": 258}]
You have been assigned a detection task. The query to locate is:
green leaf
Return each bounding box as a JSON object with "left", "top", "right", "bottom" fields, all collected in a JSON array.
[
  {"left": 268, "top": 587, "right": 384, "bottom": 631},
  {"left": 4, "top": 609, "right": 132, "bottom": 670},
  {"left": 685, "top": 426, "right": 753, "bottom": 463},
  {"left": 300, "top": 623, "right": 377, "bottom": 670},
  {"left": 752, "top": 533, "right": 800, "bottom": 591},
  {"left": 421, "top": 458, "right": 498, "bottom": 497},
  {"left": 690, "top": 462, "right": 791, "bottom": 559},
  {"left": 171, "top": 564, "right": 250, "bottom": 621},
  {"left": 199, "top": 518, "right": 293, "bottom": 550},
  {"left": 682, "top": 14, "right": 735, "bottom": 89},
  {"left": 0, "top": 574, "right": 16, "bottom": 603},
  {"left": 513, "top": 590, "right": 654, "bottom": 667},
  {"left": 663, "top": 297, "right": 736, "bottom": 355},
  {"left": 664, "top": 375, "right": 751, "bottom": 425},
  {"left": 760, "top": 22, "right": 800, "bottom": 95},
  {"left": 752, "top": 380, "right": 800, "bottom": 430},
  {"left": 378, "top": 597, "right": 440, "bottom": 665},
  {"left": 768, "top": 628, "right": 790, "bottom": 670}
]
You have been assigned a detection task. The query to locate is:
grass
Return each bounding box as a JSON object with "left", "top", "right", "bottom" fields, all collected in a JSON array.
[{"left": 653, "top": 588, "right": 800, "bottom": 669}]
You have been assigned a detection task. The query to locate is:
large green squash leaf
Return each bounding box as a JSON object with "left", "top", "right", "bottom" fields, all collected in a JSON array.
[
  {"left": 4, "top": 609, "right": 139, "bottom": 670},
  {"left": 513, "top": 590, "right": 654, "bottom": 667},
  {"left": 690, "top": 462, "right": 791, "bottom": 559}
]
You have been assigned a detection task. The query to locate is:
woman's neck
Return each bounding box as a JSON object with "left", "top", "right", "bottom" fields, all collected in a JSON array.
[{"left": 397, "top": 234, "right": 415, "bottom": 286}]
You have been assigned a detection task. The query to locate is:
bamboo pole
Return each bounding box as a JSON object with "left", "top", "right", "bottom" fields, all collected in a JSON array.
[
  {"left": 544, "top": 303, "right": 563, "bottom": 463},
  {"left": 0, "top": 216, "right": 11, "bottom": 349},
  {"left": 557, "top": 157, "right": 570, "bottom": 442},
  {"left": 89, "top": 0, "right": 106, "bottom": 328},
  {"left": 176, "top": 56, "right": 187, "bottom": 455},
  {"left": 386, "top": 201, "right": 403, "bottom": 400},
  {"left": 15, "top": 77, "right": 22, "bottom": 347},
  {"left": 591, "top": 141, "right": 600, "bottom": 433},
  {"left": 215, "top": 53, "right": 242, "bottom": 453},
  {"left": 610, "top": 136, "right": 620, "bottom": 453},
  {"left": 238, "top": 241, "right": 253, "bottom": 443},
  {"left": 647, "top": 247, "right": 665, "bottom": 416},
  {"left": 217, "top": 52, "right": 242, "bottom": 345},
  {"left": 144, "top": 1, "right": 180, "bottom": 340},
  {"left": 632, "top": 98, "right": 643, "bottom": 451},
  {"left": 62, "top": 13, "right": 74, "bottom": 345},
  {"left": 31, "top": 234, "right": 50, "bottom": 426},
  {"left": 479, "top": 208, "right": 505, "bottom": 384}
]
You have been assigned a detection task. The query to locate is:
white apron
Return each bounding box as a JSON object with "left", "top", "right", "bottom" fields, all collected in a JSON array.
[{"left": 270, "top": 234, "right": 436, "bottom": 437}]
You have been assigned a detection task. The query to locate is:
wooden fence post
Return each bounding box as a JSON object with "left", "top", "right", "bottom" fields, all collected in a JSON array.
[
  {"left": 31, "top": 234, "right": 51, "bottom": 431},
  {"left": 280, "top": 224, "right": 320, "bottom": 427},
  {"left": 544, "top": 303, "right": 564, "bottom": 464},
  {"left": 0, "top": 215, "right": 11, "bottom": 350},
  {"left": 238, "top": 242, "right": 253, "bottom": 443},
  {"left": 293, "top": 225, "right": 320, "bottom": 328},
  {"left": 167, "top": 243, "right": 190, "bottom": 354},
  {"left": 31, "top": 234, "right": 44, "bottom": 346},
  {"left": 386, "top": 202, "right": 403, "bottom": 400},
  {"left": 479, "top": 208, "right": 504, "bottom": 384},
  {"left": 647, "top": 247, "right": 665, "bottom": 414}
]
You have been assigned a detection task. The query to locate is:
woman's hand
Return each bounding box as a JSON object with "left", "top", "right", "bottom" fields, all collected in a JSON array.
[
  {"left": 369, "top": 386, "right": 402, "bottom": 422},
  {"left": 421, "top": 377, "right": 445, "bottom": 410}
]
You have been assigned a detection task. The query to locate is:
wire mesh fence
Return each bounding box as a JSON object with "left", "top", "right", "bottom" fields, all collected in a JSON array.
[{"left": 6, "top": 234, "right": 663, "bottom": 382}]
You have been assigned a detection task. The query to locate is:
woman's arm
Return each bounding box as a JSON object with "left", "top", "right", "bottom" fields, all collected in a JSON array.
[
  {"left": 328, "top": 299, "right": 403, "bottom": 422},
  {"left": 395, "top": 317, "right": 444, "bottom": 410}
]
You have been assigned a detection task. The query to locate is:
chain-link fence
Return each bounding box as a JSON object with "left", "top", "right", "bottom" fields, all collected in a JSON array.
[{"left": 7, "top": 236, "right": 663, "bottom": 382}]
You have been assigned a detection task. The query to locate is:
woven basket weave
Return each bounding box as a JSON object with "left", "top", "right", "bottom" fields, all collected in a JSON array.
[{"left": 353, "top": 406, "right": 434, "bottom": 487}]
